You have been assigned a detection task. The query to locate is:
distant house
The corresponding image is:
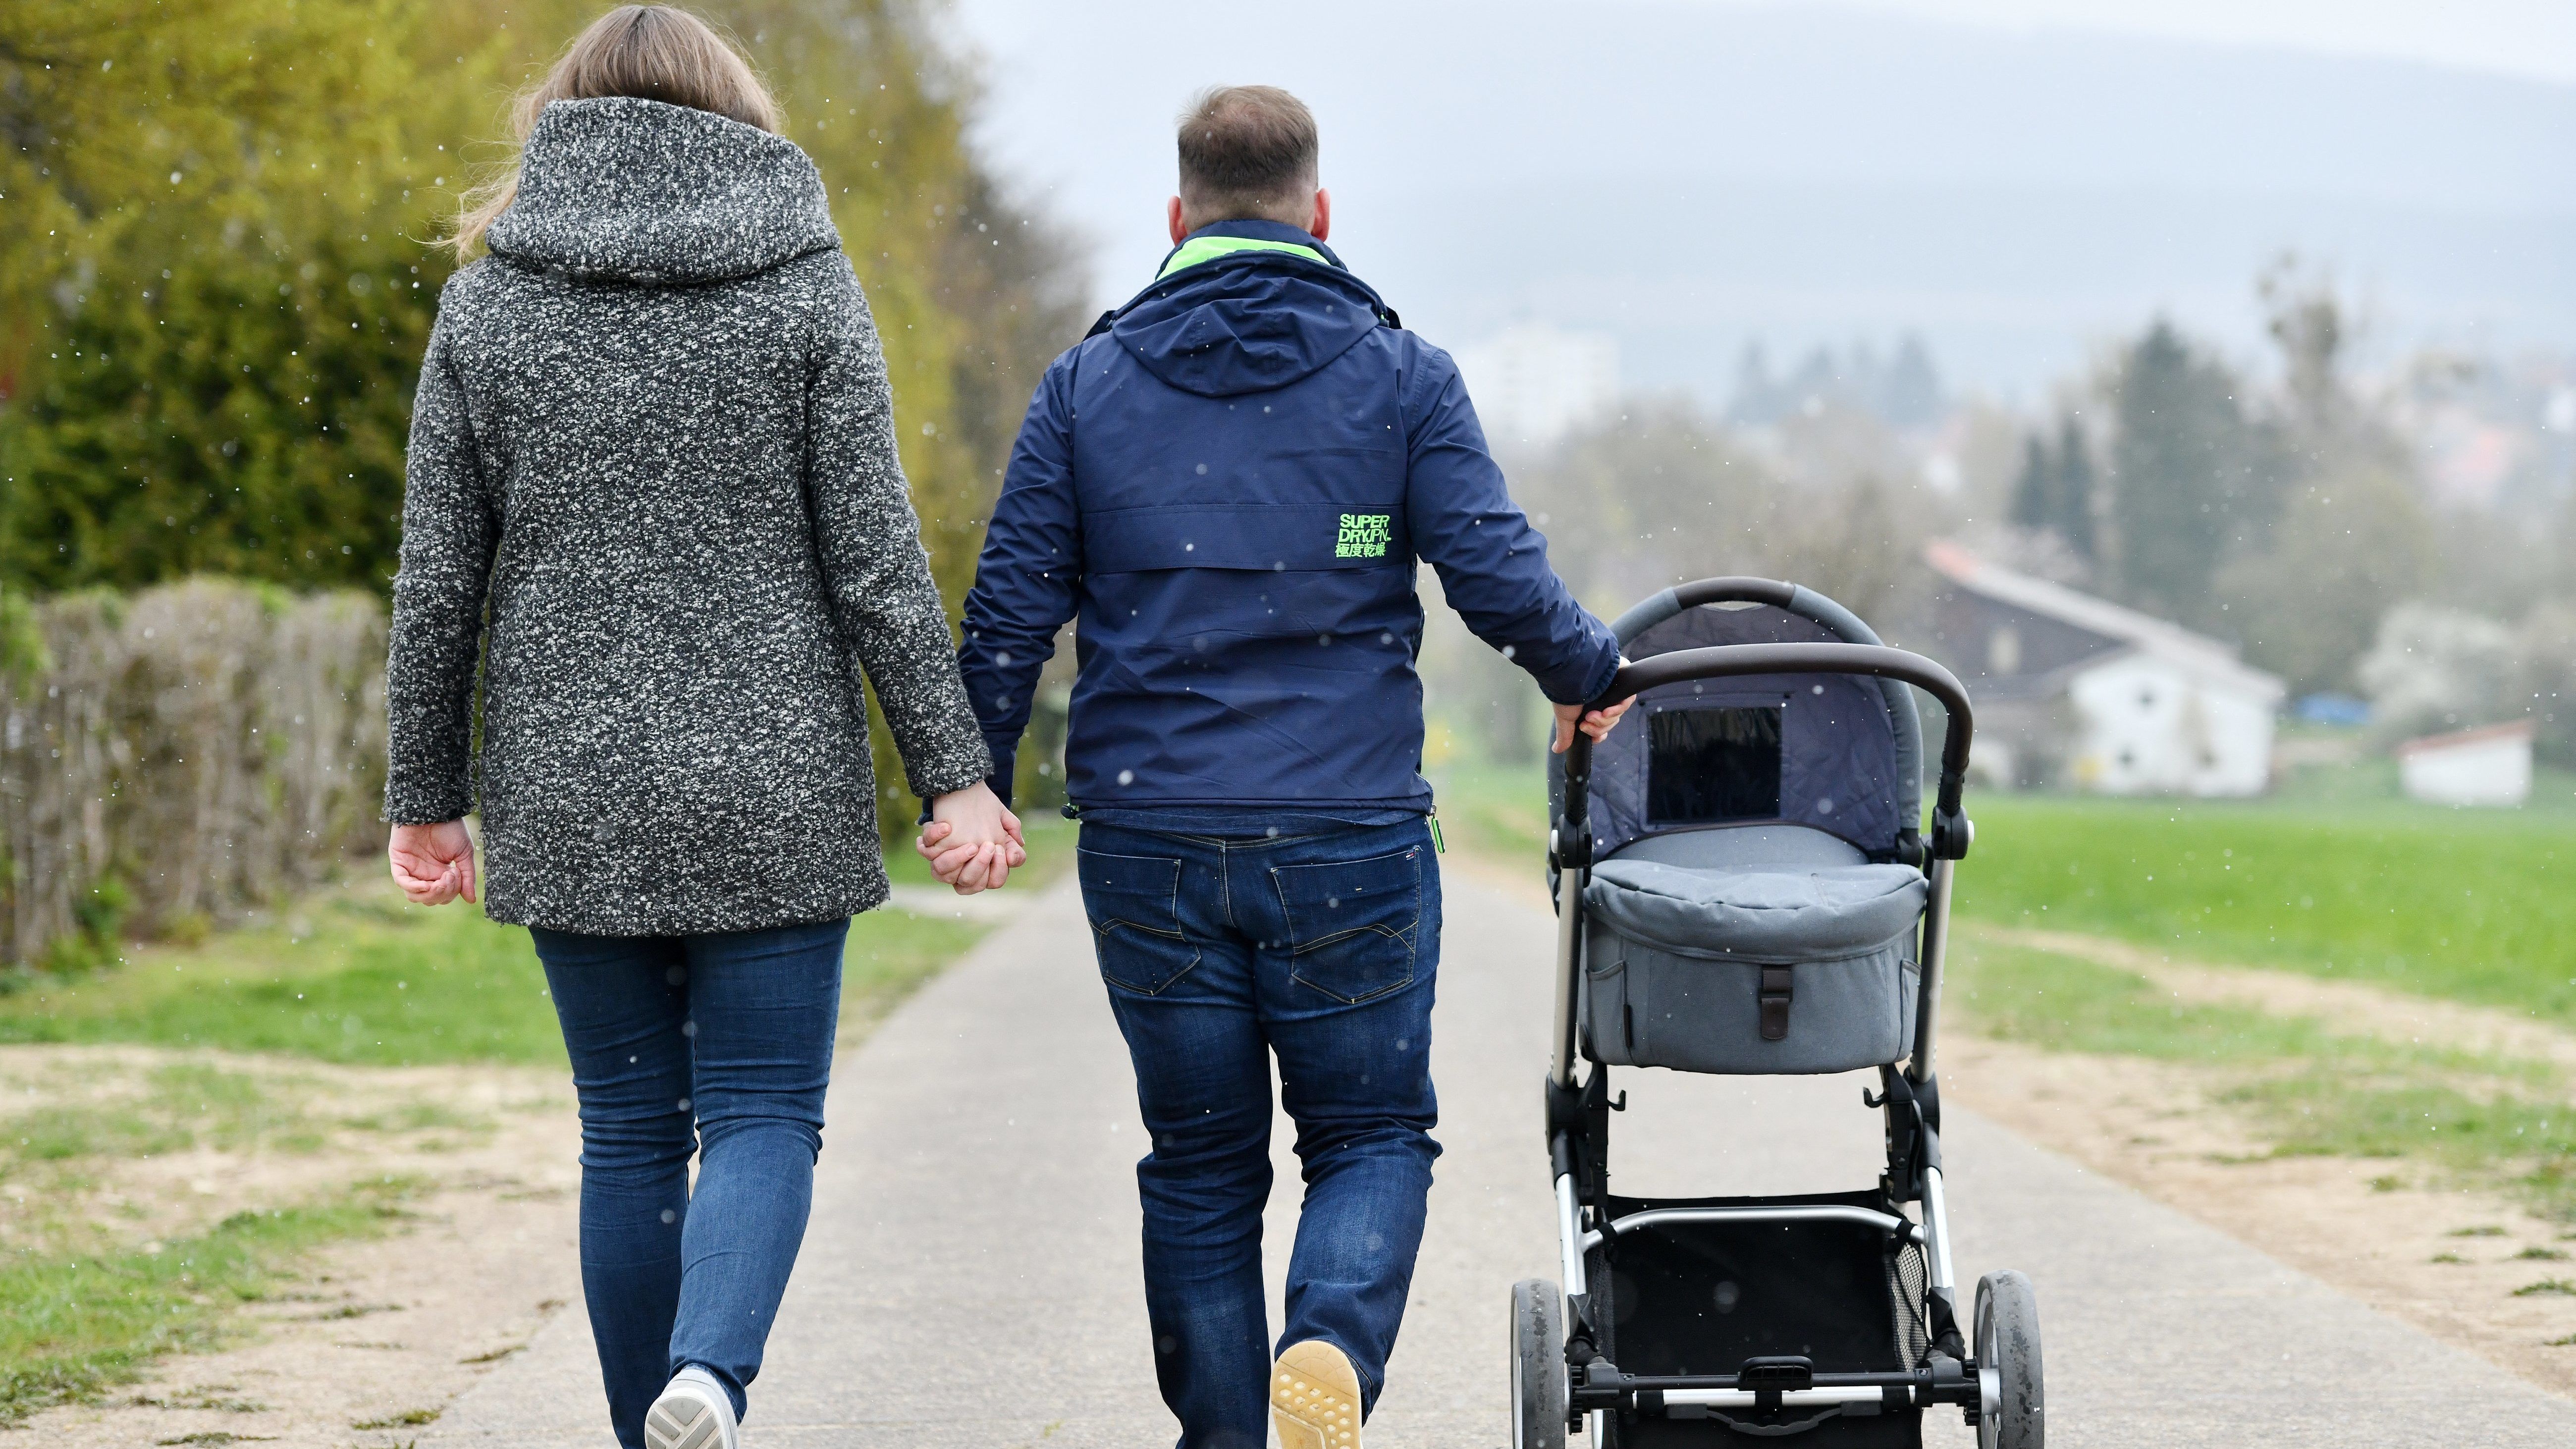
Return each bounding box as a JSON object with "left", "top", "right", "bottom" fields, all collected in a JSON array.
[
  {"left": 2396, "top": 721, "right": 2533, "bottom": 807},
  {"left": 1921, "top": 541, "right": 2286, "bottom": 795}
]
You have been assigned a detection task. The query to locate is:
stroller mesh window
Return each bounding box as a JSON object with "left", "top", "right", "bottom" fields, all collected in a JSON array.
[{"left": 1646, "top": 704, "right": 1782, "bottom": 825}]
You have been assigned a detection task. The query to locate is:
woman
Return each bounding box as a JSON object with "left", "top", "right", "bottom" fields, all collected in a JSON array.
[{"left": 381, "top": 8, "right": 1020, "bottom": 1448}]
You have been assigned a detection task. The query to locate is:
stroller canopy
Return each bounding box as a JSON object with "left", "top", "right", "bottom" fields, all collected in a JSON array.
[{"left": 1551, "top": 582, "right": 1924, "bottom": 865}]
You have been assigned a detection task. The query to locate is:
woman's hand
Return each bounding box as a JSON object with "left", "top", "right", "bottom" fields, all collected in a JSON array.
[
  {"left": 389, "top": 820, "right": 478, "bottom": 906},
  {"left": 1552, "top": 695, "right": 1636, "bottom": 752},
  {"left": 915, "top": 782, "right": 1027, "bottom": 895}
]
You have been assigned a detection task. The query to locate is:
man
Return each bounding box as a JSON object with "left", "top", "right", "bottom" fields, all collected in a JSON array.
[{"left": 935, "top": 86, "right": 1629, "bottom": 1449}]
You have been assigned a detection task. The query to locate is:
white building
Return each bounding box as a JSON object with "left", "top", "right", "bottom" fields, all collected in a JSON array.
[
  {"left": 1451, "top": 322, "right": 1620, "bottom": 447},
  {"left": 1924, "top": 541, "right": 2286, "bottom": 796},
  {"left": 2396, "top": 721, "right": 2533, "bottom": 807}
]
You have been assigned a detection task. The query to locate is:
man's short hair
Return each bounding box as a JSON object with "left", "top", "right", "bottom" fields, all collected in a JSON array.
[{"left": 1176, "top": 85, "right": 1319, "bottom": 228}]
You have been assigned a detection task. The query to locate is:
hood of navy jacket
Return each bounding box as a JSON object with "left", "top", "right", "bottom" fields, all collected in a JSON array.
[
  {"left": 486, "top": 96, "right": 841, "bottom": 285},
  {"left": 1107, "top": 221, "right": 1392, "bottom": 398},
  {"left": 955, "top": 223, "right": 1624, "bottom": 814}
]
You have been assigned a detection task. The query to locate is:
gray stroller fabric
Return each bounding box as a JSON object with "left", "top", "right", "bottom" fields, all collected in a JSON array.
[
  {"left": 1612, "top": 823, "right": 1866, "bottom": 871},
  {"left": 1581, "top": 854, "right": 1927, "bottom": 1075},
  {"left": 1587, "top": 859, "right": 1925, "bottom": 959}
]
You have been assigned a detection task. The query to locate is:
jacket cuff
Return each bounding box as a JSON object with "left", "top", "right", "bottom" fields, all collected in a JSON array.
[
  {"left": 1541, "top": 640, "right": 1626, "bottom": 706},
  {"left": 907, "top": 744, "right": 996, "bottom": 805},
  {"left": 913, "top": 749, "right": 1017, "bottom": 826},
  {"left": 382, "top": 781, "right": 472, "bottom": 826}
]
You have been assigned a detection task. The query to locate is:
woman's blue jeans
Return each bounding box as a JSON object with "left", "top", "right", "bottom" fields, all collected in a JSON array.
[
  {"left": 1077, "top": 815, "right": 1444, "bottom": 1449},
  {"left": 530, "top": 917, "right": 848, "bottom": 1449}
]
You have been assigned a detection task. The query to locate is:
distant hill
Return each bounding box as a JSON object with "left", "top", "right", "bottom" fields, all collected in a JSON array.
[{"left": 954, "top": 0, "right": 2576, "bottom": 399}]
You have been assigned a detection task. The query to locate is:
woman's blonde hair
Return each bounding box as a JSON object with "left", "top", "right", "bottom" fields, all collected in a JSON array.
[{"left": 448, "top": 4, "right": 781, "bottom": 260}]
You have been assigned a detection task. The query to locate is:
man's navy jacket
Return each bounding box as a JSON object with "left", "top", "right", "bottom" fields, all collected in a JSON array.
[{"left": 955, "top": 220, "right": 1620, "bottom": 813}]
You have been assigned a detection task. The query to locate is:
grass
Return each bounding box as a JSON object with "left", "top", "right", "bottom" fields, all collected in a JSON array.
[
  {"left": 839, "top": 908, "right": 986, "bottom": 1035},
  {"left": 1428, "top": 759, "right": 1553, "bottom": 865},
  {"left": 0, "top": 837, "right": 1023, "bottom": 1427},
  {"left": 0, "top": 844, "right": 1038, "bottom": 1069},
  {"left": 0, "top": 890, "right": 564, "bottom": 1068},
  {"left": 5, "top": 1063, "right": 335, "bottom": 1163},
  {"left": 1422, "top": 755, "right": 2576, "bottom": 1023},
  {"left": 1949, "top": 932, "right": 2576, "bottom": 1221},
  {"left": 1955, "top": 793, "right": 2576, "bottom": 1024},
  {"left": 0, "top": 1181, "right": 414, "bottom": 1426},
  {"left": 1423, "top": 752, "right": 2576, "bottom": 1215}
]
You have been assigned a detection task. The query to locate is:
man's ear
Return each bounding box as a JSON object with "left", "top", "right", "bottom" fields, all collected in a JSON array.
[
  {"left": 1307, "top": 187, "right": 1331, "bottom": 242},
  {"left": 1167, "top": 196, "right": 1189, "bottom": 245}
]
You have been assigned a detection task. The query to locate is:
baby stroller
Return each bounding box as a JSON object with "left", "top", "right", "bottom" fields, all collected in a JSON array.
[{"left": 1510, "top": 578, "right": 2042, "bottom": 1449}]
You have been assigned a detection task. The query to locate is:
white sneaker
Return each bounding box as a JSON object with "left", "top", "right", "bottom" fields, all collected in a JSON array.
[
  {"left": 645, "top": 1365, "right": 739, "bottom": 1449},
  {"left": 1271, "top": 1339, "right": 1363, "bottom": 1449}
]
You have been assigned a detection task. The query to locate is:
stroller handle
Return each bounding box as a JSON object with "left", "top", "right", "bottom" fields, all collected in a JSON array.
[
  {"left": 1564, "top": 642, "right": 1976, "bottom": 859},
  {"left": 1665, "top": 576, "right": 1796, "bottom": 610}
]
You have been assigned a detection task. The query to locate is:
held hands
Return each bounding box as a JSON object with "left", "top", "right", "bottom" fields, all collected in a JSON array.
[
  {"left": 1551, "top": 696, "right": 1636, "bottom": 753},
  {"left": 915, "top": 780, "right": 1028, "bottom": 895},
  {"left": 388, "top": 820, "right": 478, "bottom": 906}
]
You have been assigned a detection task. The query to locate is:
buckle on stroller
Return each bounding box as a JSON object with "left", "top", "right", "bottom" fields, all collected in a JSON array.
[{"left": 1758, "top": 965, "right": 1793, "bottom": 1041}]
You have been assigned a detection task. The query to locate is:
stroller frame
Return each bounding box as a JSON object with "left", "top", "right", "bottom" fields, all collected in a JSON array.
[{"left": 1519, "top": 577, "right": 2036, "bottom": 1448}]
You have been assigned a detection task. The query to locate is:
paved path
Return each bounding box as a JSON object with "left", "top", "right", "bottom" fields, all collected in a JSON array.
[{"left": 429, "top": 868, "right": 2576, "bottom": 1447}]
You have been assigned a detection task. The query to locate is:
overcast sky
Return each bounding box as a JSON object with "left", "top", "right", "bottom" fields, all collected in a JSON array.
[
  {"left": 1800, "top": 0, "right": 2576, "bottom": 83},
  {"left": 945, "top": 0, "right": 2576, "bottom": 399}
]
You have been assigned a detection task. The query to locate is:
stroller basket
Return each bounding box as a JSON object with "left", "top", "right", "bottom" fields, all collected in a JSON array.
[{"left": 1587, "top": 1190, "right": 1930, "bottom": 1448}]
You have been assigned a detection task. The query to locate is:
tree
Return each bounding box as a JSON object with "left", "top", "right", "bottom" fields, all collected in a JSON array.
[
  {"left": 2213, "top": 467, "right": 2435, "bottom": 694},
  {"left": 1, "top": 215, "right": 445, "bottom": 592},
  {"left": 2357, "top": 602, "right": 2521, "bottom": 742},
  {"left": 0, "top": 1, "right": 1081, "bottom": 602},
  {"left": 2102, "top": 321, "right": 2281, "bottom": 627},
  {"left": 0, "top": 0, "right": 460, "bottom": 591},
  {"left": 1727, "top": 341, "right": 1778, "bottom": 427},
  {"left": 2518, "top": 601, "right": 2576, "bottom": 769},
  {"left": 0, "top": 0, "right": 432, "bottom": 372},
  {"left": 0, "top": 0, "right": 1087, "bottom": 838},
  {"left": 2009, "top": 435, "right": 2052, "bottom": 532},
  {"left": 2199, "top": 263, "right": 2442, "bottom": 690},
  {"left": 2007, "top": 414, "right": 2096, "bottom": 561},
  {"left": 2260, "top": 255, "right": 2357, "bottom": 447},
  {"left": 1878, "top": 332, "right": 1944, "bottom": 430},
  {"left": 2052, "top": 416, "right": 2097, "bottom": 559}
]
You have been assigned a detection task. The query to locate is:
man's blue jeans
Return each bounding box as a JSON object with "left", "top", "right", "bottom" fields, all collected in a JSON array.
[
  {"left": 530, "top": 918, "right": 848, "bottom": 1449},
  {"left": 1077, "top": 815, "right": 1443, "bottom": 1449}
]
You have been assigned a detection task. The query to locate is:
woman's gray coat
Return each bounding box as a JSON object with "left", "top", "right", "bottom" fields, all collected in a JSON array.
[{"left": 384, "top": 96, "right": 991, "bottom": 936}]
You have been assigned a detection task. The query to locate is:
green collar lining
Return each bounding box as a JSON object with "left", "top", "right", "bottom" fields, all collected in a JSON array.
[{"left": 1157, "top": 234, "right": 1328, "bottom": 279}]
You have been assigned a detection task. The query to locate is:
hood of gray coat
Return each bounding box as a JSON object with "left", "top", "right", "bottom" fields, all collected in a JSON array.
[{"left": 485, "top": 96, "right": 840, "bottom": 284}]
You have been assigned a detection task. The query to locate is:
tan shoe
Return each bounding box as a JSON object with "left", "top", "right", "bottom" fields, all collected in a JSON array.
[{"left": 1271, "top": 1339, "right": 1363, "bottom": 1449}]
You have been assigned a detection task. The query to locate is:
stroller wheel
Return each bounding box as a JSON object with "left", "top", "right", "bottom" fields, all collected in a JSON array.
[
  {"left": 1509, "top": 1278, "right": 1567, "bottom": 1449},
  {"left": 1974, "top": 1270, "right": 2044, "bottom": 1449}
]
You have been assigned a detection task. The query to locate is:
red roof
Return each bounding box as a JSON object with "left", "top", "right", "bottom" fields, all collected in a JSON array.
[{"left": 2394, "top": 720, "right": 2536, "bottom": 757}]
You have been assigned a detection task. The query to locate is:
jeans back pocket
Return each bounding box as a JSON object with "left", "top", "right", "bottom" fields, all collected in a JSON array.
[
  {"left": 1270, "top": 845, "right": 1424, "bottom": 1003},
  {"left": 1077, "top": 848, "right": 1200, "bottom": 995}
]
